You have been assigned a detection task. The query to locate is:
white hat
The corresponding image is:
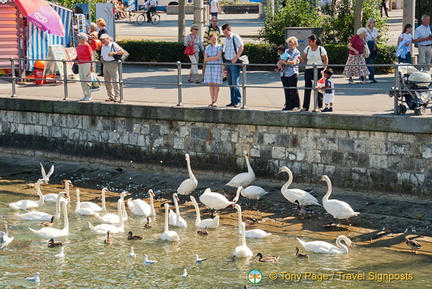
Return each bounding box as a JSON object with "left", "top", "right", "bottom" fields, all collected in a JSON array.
[{"left": 99, "top": 34, "right": 110, "bottom": 39}]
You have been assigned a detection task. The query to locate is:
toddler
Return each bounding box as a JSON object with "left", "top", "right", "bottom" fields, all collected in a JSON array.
[
  {"left": 321, "top": 68, "right": 335, "bottom": 112},
  {"left": 275, "top": 45, "right": 289, "bottom": 72}
]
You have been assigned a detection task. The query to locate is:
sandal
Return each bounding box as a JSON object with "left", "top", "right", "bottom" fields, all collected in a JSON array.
[
  {"left": 188, "top": 79, "right": 193, "bottom": 83},
  {"left": 195, "top": 80, "right": 201, "bottom": 83},
  {"left": 208, "top": 103, "right": 213, "bottom": 107},
  {"left": 211, "top": 103, "right": 217, "bottom": 107}
]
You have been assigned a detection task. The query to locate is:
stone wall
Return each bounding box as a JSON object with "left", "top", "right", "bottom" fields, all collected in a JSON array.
[{"left": 0, "top": 98, "right": 431, "bottom": 197}]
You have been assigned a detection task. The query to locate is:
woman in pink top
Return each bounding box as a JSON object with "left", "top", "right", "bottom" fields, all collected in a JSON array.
[
  {"left": 75, "top": 33, "right": 94, "bottom": 101},
  {"left": 343, "top": 28, "right": 370, "bottom": 84}
]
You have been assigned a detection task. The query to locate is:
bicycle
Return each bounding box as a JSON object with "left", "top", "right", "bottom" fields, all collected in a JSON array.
[{"left": 136, "top": 9, "right": 160, "bottom": 26}]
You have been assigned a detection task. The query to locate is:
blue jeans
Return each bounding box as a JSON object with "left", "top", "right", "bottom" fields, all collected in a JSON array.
[
  {"left": 365, "top": 57, "right": 375, "bottom": 81},
  {"left": 226, "top": 63, "right": 241, "bottom": 104},
  {"left": 398, "top": 52, "right": 412, "bottom": 64}
]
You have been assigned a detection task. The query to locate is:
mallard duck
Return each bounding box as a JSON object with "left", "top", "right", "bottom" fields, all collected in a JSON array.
[
  {"left": 256, "top": 252, "right": 279, "bottom": 262},
  {"left": 104, "top": 231, "right": 113, "bottom": 245},
  {"left": 47, "top": 238, "right": 62, "bottom": 248},
  {"left": 195, "top": 254, "right": 208, "bottom": 263},
  {"left": 127, "top": 231, "right": 143, "bottom": 240},
  {"left": 404, "top": 237, "right": 421, "bottom": 254},
  {"left": 295, "top": 201, "right": 313, "bottom": 219},
  {"left": 295, "top": 246, "right": 309, "bottom": 258},
  {"left": 40, "top": 216, "right": 55, "bottom": 227},
  {"left": 144, "top": 217, "right": 152, "bottom": 229},
  {"left": 197, "top": 228, "right": 209, "bottom": 236}
]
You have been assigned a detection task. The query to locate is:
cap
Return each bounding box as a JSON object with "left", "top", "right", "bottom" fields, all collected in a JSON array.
[{"left": 99, "top": 34, "right": 110, "bottom": 39}]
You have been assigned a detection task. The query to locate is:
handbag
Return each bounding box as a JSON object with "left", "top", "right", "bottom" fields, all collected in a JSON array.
[
  {"left": 184, "top": 34, "right": 196, "bottom": 56},
  {"left": 88, "top": 72, "right": 100, "bottom": 92},
  {"left": 363, "top": 42, "right": 370, "bottom": 58},
  {"left": 90, "top": 39, "right": 102, "bottom": 51},
  {"left": 72, "top": 62, "right": 79, "bottom": 74},
  {"left": 111, "top": 44, "right": 129, "bottom": 62}
]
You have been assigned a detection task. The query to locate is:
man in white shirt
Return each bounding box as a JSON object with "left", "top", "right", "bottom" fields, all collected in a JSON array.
[
  {"left": 413, "top": 15, "right": 432, "bottom": 72},
  {"left": 145, "top": 0, "right": 157, "bottom": 23},
  {"left": 100, "top": 34, "right": 124, "bottom": 102},
  {"left": 209, "top": 0, "right": 220, "bottom": 19}
]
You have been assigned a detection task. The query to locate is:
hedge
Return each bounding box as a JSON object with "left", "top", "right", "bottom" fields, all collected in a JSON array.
[{"left": 117, "top": 40, "right": 397, "bottom": 73}]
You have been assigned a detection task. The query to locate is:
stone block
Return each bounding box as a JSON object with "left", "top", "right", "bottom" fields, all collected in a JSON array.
[
  {"left": 369, "top": 154, "right": 388, "bottom": 169},
  {"left": 250, "top": 145, "right": 260, "bottom": 157},
  {"left": 59, "top": 115, "right": 68, "bottom": 127},
  {"left": 220, "top": 130, "right": 231, "bottom": 142},
  {"left": 137, "top": 135, "right": 145, "bottom": 147},
  {"left": 173, "top": 137, "right": 184, "bottom": 150},
  {"left": 34, "top": 125, "right": 43, "bottom": 136},
  {"left": 129, "top": 133, "right": 138, "bottom": 145},
  {"left": 68, "top": 129, "right": 80, "bottom": 141},
  {"left": 87, "top": 131, "right": 98, "bottom": 142},
  {"left": 339, "top": 139, "right": 354, "bottom": 152},
  {"left": 272, "top": 146, "right": 286, "bottom": 159},
  {"left": 410, "top": 173, "right": 425, "bottom": 186},
  {"left": 52, "top": 126, "right": 61, "bottom": 138},
  {"left": 392, "top": 142, "right": 409, "bottom": 155},
  {"left": 422, "top": 144, "right": 432, "bottom": 159},
  {"left": 263, "top": 133, "right": 277, "bottom": 144},
  {"left": 397, "top": 172, "right": 410, "bottom": 185},
  {"left": 119, "top": 133, "right": 129, "bottom": 145},
  {"left": 108, "top": 131, "right": 119, "bottom": 143},
  {"left": 17, "top": 124, "right": 24, "bottom": 134}
]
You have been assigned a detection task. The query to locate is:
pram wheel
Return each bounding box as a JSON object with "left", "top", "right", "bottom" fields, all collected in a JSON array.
[
  {"left": 414, "top": 106, "right": 425, "bottom": 115},
  {"left": 397, "top": 104, "right": 407, "bottom": 114}
]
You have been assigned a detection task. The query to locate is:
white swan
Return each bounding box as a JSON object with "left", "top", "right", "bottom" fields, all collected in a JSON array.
[
  {"left": 279, "top": 166, "right": 321, "bottom": 207},
  {"left": 75, "top": 189, "right": 96, "bottom": 216},
  {"left": 296, "top": 235, "right": 352, "bottom": 254},
  {"left": 226, "top": 151, "right": 255, "bottom": 188},
  {"left": 233, "top": 222, "right": 253, "bottom": 258},
  {"left": 88, "top": 198, "right": 126, "bottom": 234},
  {"left": 9, "top": 179, "right": 45, "bottom": 210},
  {"left": 16, "top": 191, "right": 67, "bottom": 221},
  {"left": 177, "top": 153, "right": 198, "bottom": 195},
  {"left": 199, "top": 186, "right": 242, "bottom": 211},
  {"left": 40, "top": 163, "right": 54, "bottom": 183},
  {"left": 28, "top": 200, "right": 69, "bottom": 238},
  {"left": 168, "top": 193, "right": 187, "bottom": 228},
  {"left": 127, "top": 189, "right": 156, "bottom": 217},
  {"left": 77, "top": 188, "right": 106, "bottom": 212},
  {"left": 190, "top": 196, "right": 219, "bottom": 229},
  {"left": 44, "top": 180, "right": 72, "bottom": 203},
  {"left": 94, "top": 191, "right": 130, "bottom": 224},
  {"left": 160, "top": 203, "right": 180, "bottom": 242},
  {"left": 321, "top": 175, "right": 360, "bottom": 220},
  {"left": 234, "top": 204, "right": 271, "bottom": 239},
  {"left": 0, "top": 223, "right": 14, "bottom": 250},
  {"left": 242, "top": 185, "right": 269, "bottom": 206}
]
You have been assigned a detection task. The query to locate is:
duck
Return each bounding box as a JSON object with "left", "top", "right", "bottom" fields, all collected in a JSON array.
[
  {"left": 182, "top": 269, "right": 189, "bottom": 278},
  {"left": 226, "top": 150, "right": 255, "bottom": 188},
  {"left": 404, "top": 237, "right": 422, "bottom": 254},
  {"left": 168, "top": 193, "right": 187, "bottom": 228},
  {"left": 199, "top": 186, "right": 242, "bottom": 213},
  {"left": 16, "top": 191, "right": 67, "bottom": 221},
  {"left": 127, "top": 189, "right": 156, "bottom": 217},
  {"left": 234, "top": 204, "right": 271, "bottom": 239},
  {"left": 177, "top": 153, "right": 198, "bottom": 196},
  {"left": 242, "top": 185, "right": 269, "bottom": 207},
  {"left": 190, "top": 196, "right": 219, "bottom": 229},
  {"left": 77, "top": 188, "right": 107, "bottom": 212},
  {"left": 75, "top": 189, "right": 96, "bottom": 216},
  {"left": 256, "top": 252, "right": 279, "bottom": 262},
  {"left": 93, "top": 191, "right": 130, "bottom": 224},
  {"left": 295, "top": 246, "right": 309, "bottom": 258},
  {"left": 25, "top": 272, "right": 40, "bottom": 284},
  {"left": 296, "top": 235, "right": 352, "bottom": 254},
  {"left": 9, "top": 179, "right": 45, "bottom": 210},
  {"left": 44, "top": 180, "right": 72, "bottom": 203},
  {"left": 279, "top": 166, "right": 321, "bottom": 207},
  {"left": 104, "top": 231, "right": 113, "bottom": 245},
  {"left": 40, "top": 216, "right": 55, "bottom": 227},
  {"left": 195, "top": 254, "right": 208, "bottom": 263},
  {"left": 88, "top": 197, "right": 126, "bottom": 234},
  {"left": 40, "top": 163, "right": 54, "bottom": 183},
  {"left": 129, "top": 246, "right": 136, "bottom": 258},
  {"left": 54, "top": 247, "right": 65, "bottom": 258},
  {"left": 0, "top": 223, "right": 14, "bottom": 250},
  {"left": 144, "top": 217, "right": 152, "bottom": 229},
  {"left": 127, "top": 231, "right": 143, "bottom": 240},
  {"left": 144, "top": 254, "right": 158, "bottom": 264},
  {"left": 160, "top": 203, "right": 180, "bottom": 242},
  {"left": 29, "top": 200, "right": 69, "bottom": 238},
  {"left": 295, "top": 200, "right": 313, "bottom": 219},
  {"left": 197, "top": 228, "right": 209, "bottom": 236},
  {"left": 320, "top": 175, "right": 359, "bottom": 222},
  {"left": 47, "top": 238, "right": 63, "bottom": 248},
  {"left": 233, "top": 222, "right": 253, "bottom": 258}
]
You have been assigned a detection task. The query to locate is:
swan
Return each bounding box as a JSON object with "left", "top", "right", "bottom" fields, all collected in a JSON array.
[
  {"left": 88, "top": 198, "right": 126, "bottom": 234},
  {"left": 40, "top": 163, "right": 54, "bottom": 183},
  {"left": 144, "top": 254, "right": 158, "bottom": 264},
  {"left": 93, "top": 191, "right": 130, "bottom": 224},
  {"left": 232, "top": 222, "right": 253, "bottom": 258},
  {"left": 129, "top": 246, "right": 136, "bottom": 258},
  {"left": 190, "top": 196, "right": 219, "bottom": 229},
  {"left": 16, "top": 191, "right": 67, "bottom": 221},
  {"left": 321, "top": 175, "right": 359, "bottom": 221},
  {"left": 296, "top": 235, "right": 352, "bottom": 254},
  {"left": 54, "top": 247, "right": 65, "bottom": 258},
  {"left": 25, "top": 272, "right": 40, "bottom": 284},
  {"left": 242, "top": 185, "right": 269, "bottom": 207},
  {"left": 177, "top": 153, "right": 198, "bottom": 195},
  {"left": 127, "top": 189, "right": 156, "bottom": 217},
  {"left": 199, "top": 186, "right": 242, "bottom": 211},
  {"left": 0, "top": 223, "right": 14, "bottom": 250},
  {"left": 75, "top": 189, "right": 96, "bottom": 216},
  {"left": 160, "top": 203, "right": 180, "bottom": 242},
  {"left": 44, "top": 180, "right": 72, "bottom": 203},
  {"left": 9, "top": 179, "right": 45, "bottom": 210},
  {"left": 226, "top": 150, "right": 255, "bottom": 188},
  {"left": 77, "top": 188, "right": 107, "bottom": 212},
  {"left": 28, "top": 200, "right": 69, "bottom": 238},
  {"left": 195, "top": 254, "right": 208, "bottom": 263},
  {"left": 168, "top": 193, "right": 187, "bottom": 228},
  {"left": 234, "top": 204, "right": 271, "bottom": 239},
  {"left": 279, "top": 166, "right": 321, "bottom": 207}
]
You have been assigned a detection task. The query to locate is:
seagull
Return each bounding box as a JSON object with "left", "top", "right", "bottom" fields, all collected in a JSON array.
[
  {"left": 182, "top": 269, "right": 189, "bottom": 278},
  {"left": 0, "top": 223, "right": 14, "bottom": 250},
  {"left": 40, "top": 163, "right": 54, "bottom": 183},
  {"left": 143, "top": 254, "right": 158, "bottom": 264},
  {"left": 194, "top": 254, "right": 208, "bottom": 263},
  {"left": 55, "top": 247, "right": 65, "bottom": 258},
  {"left": 25, "top": 272, "right": 40, "bottom": 284},
  {"left": 129, "top": 246, "right": 136, "bottom": 258}
]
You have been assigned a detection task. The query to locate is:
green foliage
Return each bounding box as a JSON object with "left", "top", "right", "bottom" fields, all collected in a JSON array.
[
  {"left": 55, "top": 0, "right": 105, "bottom": 22},
  {"left": 118, "top": 40, "right": 191, "bottom": 63},
  {"left": 361, "top": 0, "right": 388, "bottom": 43},
  {"left": 416, "top": 0, "right": 431, "bottom": 22},
  {"left": 259, "top": 0, "right": 323, "bottom": 46}
]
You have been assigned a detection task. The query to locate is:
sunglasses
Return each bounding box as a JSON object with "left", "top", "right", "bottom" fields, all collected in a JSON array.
[{"left": 193, "top": 28, "right": 199, "bottom": 30}]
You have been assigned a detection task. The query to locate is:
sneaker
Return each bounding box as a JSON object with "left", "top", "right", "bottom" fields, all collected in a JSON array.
[
  {"left": 293, "top": 107, "right": 300, "bottom": 111},
  {"left": 300, "top": 108, "right": 308, "bottom": 111},
  {"left": 328, "top": 107, "right": 333, "bottom": 112},
  {"left": 80, "top": 96, "right": 91, "bottom": 101},
  {"left": 322, "top": 107, "right": 330, "bottom": 112},
  {"left": 282, "top": 107, "right": 291, "bottom": 111},
  {"left": 348, "top": 80, "right": 355, "bottom": 85},
  {"left": 371, "top": 79, "right": 378, "bottom": 83},
  {"left": 233, "top": 103, "right": 241, "bottom": 108},
  {"left": 226, "top": 103, "right": 235, "bottom": 107}
]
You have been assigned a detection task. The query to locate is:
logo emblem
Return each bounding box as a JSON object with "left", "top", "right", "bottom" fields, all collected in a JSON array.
[
  {"left": 248, "top": 269, "right": 262, "bottom": 284},
  {"left": 34, "top": 12, "right": 48, "bottom": 24}
]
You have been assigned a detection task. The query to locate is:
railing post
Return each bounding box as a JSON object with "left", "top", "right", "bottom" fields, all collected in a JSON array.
[
  {"left": 312, "top": 63, "right": 318, "bottom": 112},
  {"left": 394, "top": 63, "right": 400, "bottom": 115},
  {"left": 10, "top": 57, "right": 16, "bottom": 97},
  {"left": 63, "top": 60, "right": 68, "bottom": 100},
  {"left": 177, "top": 61, "right": 183, "bottom": 106},
  {"left": 118, "top": 60, "right": 124, "bottom": 103},
  {"left": 241, "top": 62, "right": 247, "bottom": 109}
]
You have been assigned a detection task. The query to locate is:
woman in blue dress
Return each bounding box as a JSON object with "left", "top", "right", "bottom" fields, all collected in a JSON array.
[{"left": 204, "top": 33, "right": 223, "bottom": 107}]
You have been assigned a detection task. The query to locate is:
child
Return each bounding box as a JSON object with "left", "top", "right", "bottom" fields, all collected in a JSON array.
[
  {"left": 321, "top": 68, "right": 335, "bottom": 112},
  {"left": 275, "top": 45, "right": 289, "bottom": 72}
]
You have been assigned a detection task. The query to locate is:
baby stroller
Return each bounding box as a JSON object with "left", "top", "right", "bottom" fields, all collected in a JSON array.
[{"left": 389, "top": 65, "right": 432, "bottom": 115}]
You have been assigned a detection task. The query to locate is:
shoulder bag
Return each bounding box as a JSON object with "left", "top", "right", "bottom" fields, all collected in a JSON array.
[
  {"left": 111, "top": 44, "right": 129, "bottom": 62},
  {"left": 232, "top": 35, "right": 249, "bottom": 64},
  {"left": 184, "top": 35, "right": 196, "bottom": 56}
]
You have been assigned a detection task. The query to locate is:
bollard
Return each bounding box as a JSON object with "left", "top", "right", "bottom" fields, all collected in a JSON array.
[
  {"left": 177, "top": 61, "right": 183, "bottom": 106},
  {"left": 394, "top": 63, "right": 400, "bottom": 115},
  {"left": 241, "top": 63, "right": 247, "bottom": 109},
  {"left": 63, "top": 60, "right": 69, "bottom": 100},
  {"left": 312, "top": 63, "right": 318, "bottom": 112},
  {"left": 10, "top": 58, "right": 16, "bottom": 97},
  {"left": 118, "top": 60, "right": 124, "bottom": 103}
]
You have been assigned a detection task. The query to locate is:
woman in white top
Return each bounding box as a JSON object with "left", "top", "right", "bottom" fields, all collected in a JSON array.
[
  {"left": 184, "top": 24, "right": 205, "bottom": 83},
  {"left": 396, "top": 24, "right": 413, "bottom": 63},
  {"left": 299, "top": 34, "right": 328, "bottom": 111},
  {"left": 365, "top": 18, "right": 378, "bottom": 83}
]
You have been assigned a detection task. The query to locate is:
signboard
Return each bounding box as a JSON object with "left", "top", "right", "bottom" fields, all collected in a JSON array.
[
  {"left": 96, "top": 3, "right": 116, "bottom": 41},
  {"left": 44, "top": 45, "right": 74, "bottom": 79},
  {"left": 75, "top": 3, "right": 91, "bottom": 26},
  {"left": 284, "top": 27, "right": 323, "bottom": 71}
]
